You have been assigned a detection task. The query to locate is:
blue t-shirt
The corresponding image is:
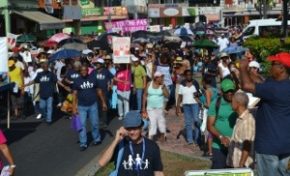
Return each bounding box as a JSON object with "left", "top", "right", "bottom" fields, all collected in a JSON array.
[
  {"left": 91, "top": 68, "right": 113, "bottom": 93},
  {"left": 66, "top": 69, "right": 80, "bottom": 83},
  {"left": 73, "top": 75, "right": 100, "bottom": 106},
  {"left": 34, "top": 71, "right": 57, "bottom": 99},
  {"left": 254, "top": 79, "right": 290, "bottom": 155}
]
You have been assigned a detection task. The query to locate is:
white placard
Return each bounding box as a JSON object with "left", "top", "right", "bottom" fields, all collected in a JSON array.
[
  {"left": 185, "top": 168, "right": 254, "bottom": 176},
  {"left": 0, "top": 37, "right": 8, "bottom": 72},
  {"left": 112, "top": 37, "right": 131, "bottom": 64}
]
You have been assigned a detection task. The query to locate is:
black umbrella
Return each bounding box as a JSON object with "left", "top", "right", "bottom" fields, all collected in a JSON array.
[
  {"left": 87, "top": 40, "right": 109, "bottom": 51},
  {"left": 58, "top": 38, "right": 83, "bottom": 46}
]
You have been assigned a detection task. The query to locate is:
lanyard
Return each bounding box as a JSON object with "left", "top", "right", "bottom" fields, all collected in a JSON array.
[{"left": 129, "top": 138, "right": 146, "bottom": 175}]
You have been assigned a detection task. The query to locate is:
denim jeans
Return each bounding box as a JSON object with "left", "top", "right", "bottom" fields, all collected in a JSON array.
[
  {"left": 78, "top": 102, "right": 101, "bottom": 147},
  {"left": 183, "top": 104, "right": 200, "bottom": 144},
  {"left": 39, "top": 97, "right": 53, "bottom": 123},
  {"left": 117, "top": 90, "right": 130, "bottom": 117},
  {"left": 136, "top": 88, "right": 143, "bottom": 111},
  {"left": 256, "top": 152, "right": 290, "bottom": 176}
]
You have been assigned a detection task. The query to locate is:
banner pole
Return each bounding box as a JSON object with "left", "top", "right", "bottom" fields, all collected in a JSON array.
[{"left": 7, "top": 90, "right": 10, "bottom": 129}]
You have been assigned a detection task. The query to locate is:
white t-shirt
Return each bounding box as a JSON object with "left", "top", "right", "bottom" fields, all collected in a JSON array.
[
  {"left": 217, "top": 37, "right": 229, "bottom": 51},
  {"left": 218, "top": 62, "right": 231, "bottom": 78},
  {"left": 178, "top": 84, "right": 198, "bottom": 104}
]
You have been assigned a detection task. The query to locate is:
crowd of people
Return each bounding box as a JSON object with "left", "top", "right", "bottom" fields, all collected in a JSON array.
[{"left": 1, "top": 29, "right": 290, "bottom": 176}]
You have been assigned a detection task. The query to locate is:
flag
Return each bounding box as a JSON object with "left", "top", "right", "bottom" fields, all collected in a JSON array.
[{"left": 7, "top": 33, "right": 18, "bottom": 49}]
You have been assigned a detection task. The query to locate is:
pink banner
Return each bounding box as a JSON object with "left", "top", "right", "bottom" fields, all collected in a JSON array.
[{"left": 105, "top": 19, "right": 148, "bottom": 32}]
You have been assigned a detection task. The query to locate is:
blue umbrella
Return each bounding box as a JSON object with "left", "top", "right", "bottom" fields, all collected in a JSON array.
[
  {"left": 49, "top": 49, "right": 81, "bottom": 61},
  {"left": 174, "top": 27, "right": 194, "bottom": 36},
  {"left": 222, "top": 46, "right": 247, "bottom": 54}
]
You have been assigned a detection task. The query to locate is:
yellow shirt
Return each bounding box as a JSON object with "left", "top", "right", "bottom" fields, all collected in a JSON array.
[{"left": 9, "top": 67, "right": 23, "bottom": 87}]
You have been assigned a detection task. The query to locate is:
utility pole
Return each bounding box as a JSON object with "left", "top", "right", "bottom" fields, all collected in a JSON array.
[
  {"left": 282, "top": 0, "right": 288, "bottom": 39},
  {"left": 2, "top": 0, "right": 11, "bottom": 35}
]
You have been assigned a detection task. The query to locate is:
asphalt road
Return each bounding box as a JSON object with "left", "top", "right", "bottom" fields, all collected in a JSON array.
[{"left": 1, "top": 110, "right": 121, "bottom": 176}]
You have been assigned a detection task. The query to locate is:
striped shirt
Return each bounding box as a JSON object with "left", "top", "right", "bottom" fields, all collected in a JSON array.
[{"left": 227, "top": 110, "right": 255, "bottom": 168}]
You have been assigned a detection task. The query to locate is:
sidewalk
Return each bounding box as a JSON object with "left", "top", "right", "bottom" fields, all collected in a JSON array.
[{"left": 158, "top": 108, "right": 207, "bottom": 160}]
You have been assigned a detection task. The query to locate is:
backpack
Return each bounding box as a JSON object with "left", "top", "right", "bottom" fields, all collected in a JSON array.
[{"left": 215, "top": 96, "right": 222, "bottom": 117}]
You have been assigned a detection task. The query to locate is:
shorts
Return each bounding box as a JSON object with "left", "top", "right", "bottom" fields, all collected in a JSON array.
[{"left": 11, "top": 91, "right": 23, "bottom": 109}]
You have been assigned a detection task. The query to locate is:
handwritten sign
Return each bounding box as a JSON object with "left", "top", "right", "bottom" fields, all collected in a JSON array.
[{"left": 112, "top": 37, "right": 131, "bottom": 64}]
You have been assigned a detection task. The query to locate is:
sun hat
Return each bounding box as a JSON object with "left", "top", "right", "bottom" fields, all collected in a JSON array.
[
  {"left": 221, "top": 79, "right": 236, "bottom": 92},
  {"left": 154, "top": 71, "right": 164, "bottom": 77},
  {"left": 104, "top": 55, "right": 112, "bottom": 60},
  {"left": 146, "top": 43, "right": 153, "bottom": 49},
  {"left": 268, "top": 52, "right": 290, "bottom": 68},
  {"left": 220, "top": 52, "right": 229, "bottom": 58},
  {"left": 123, "top": 111, "right": 143, "bottom": 128},
  {"left": 249, "top": 61, "right": 260, "bottom": 70}
]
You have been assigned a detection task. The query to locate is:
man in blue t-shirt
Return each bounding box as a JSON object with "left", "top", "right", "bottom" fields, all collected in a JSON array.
[
  {"left": 64, "top": 61, "right": 81, "bottom": 86},
  {"left": 239, "top": 52, "right": 290, "bottom": 176},
  {"left": 91, "top": 58, "right": 114, "bottom": 129},
  {"left": 72, "top": 65, "right": 107, "bottom": 151},
  {"left": 23, "top": 59, "right": 69, "bottom": 124}
]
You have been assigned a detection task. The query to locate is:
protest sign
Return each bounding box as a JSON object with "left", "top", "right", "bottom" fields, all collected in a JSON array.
[
  {"left": 184, "top": 168, "right": 254, "bottom": 176},
  {"left": 0, "top": 38, "right": 8, "bottom": 73},
  {"left": 105, "top": 19, "right": 148, "bottom": 33},
  {"left": 112, "top": 37, "right": 131, "bottom": 63}
]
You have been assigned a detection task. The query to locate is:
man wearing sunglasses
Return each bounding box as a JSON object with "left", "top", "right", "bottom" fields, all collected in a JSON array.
[
  {"left": 239, "top": 52, "right": 290, "bottom": 176},
  {"left": 207, "top": 79, "right": 238, "bottom": 169},
  {"left": 98, "top": 111, "right": 164, "bottom": 176}
]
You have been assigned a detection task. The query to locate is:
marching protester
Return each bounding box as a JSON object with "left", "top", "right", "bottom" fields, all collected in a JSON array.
[
  {"left": 72, "top": 65, "right": 107, "bottom": 151},
  {"left": 142, "top": 71, "right": 169, "bottom": 141},
  {"left": 207, "top": 79, "right": 237, "bottom": 169},
  {"left": 114, "top": 64, "right": 131, "bottom": 120},
  {"left": 131, "top": 56, "right": 147, "bottom": 111},
  {"left": 239, "top": 53, "right": 290, "bottom": 176},
  {"left": 23, "top": 58, "right": 69, "bottom": 124},
  {"left": 176, "top": 70, "right": 201, "bottom": 147},
  {"left": 8, "top": 58, "right": 24, "bottom": 120},
  {"left": 91, "top": 58, "right": 114, "bottom": 129},
  {"left": 98, "top": 111, "right": 164, "bottom": 176}
]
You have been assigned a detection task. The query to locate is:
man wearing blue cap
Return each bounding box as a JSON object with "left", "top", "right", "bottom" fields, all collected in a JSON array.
[{"left": 98, "top": 111, "right": 164, "bottom": 176}]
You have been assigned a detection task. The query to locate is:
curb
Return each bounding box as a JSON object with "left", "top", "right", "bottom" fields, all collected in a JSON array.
[{"left": 75, "top": 153, "right": 102, "bottom": 176}]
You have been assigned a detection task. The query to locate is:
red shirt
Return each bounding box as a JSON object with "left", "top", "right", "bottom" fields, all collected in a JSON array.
[{"left": 116, "top": 69, "right": 131, "bottom": 91}]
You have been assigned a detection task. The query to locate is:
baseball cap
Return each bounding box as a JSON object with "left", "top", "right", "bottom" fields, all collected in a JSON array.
[
  {"left": 249, "top": 61, "right": 260, "bottom": 70},
  {"left": 131, "top": 55, "right": 139, "bottom": 62},
  {"left": 221, "top": 79, "right": 236, "bottom": 92},
  {"left": 268, "top": 52, "right": 290, "bottom": 68},
  {"left": 82, "top": 49, "right": 93, "bottom": 55},
  {"left": 154, "top": 71, "right": 164, "bottom": 77},
  {"left": 96, "top": 58, "right": 104, "bottom": 64},
  {"left": 123, "top": 111, "right": 143, "bottom": 128}
]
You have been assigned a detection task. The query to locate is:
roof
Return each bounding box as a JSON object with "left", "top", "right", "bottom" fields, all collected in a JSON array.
[{"left": 13, "top": 10, "right": 65, "bottom": 30}]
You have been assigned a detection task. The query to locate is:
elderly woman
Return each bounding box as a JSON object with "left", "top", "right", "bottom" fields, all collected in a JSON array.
[{"left": 142, "top": 71, "right": 169, "bottom": 141}]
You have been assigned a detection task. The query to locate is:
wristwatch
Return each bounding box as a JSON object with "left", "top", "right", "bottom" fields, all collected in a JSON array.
[
  {"left": 10, "top": 164, "right": 16, "bottom": 168},
  {"left": 219, "top": 135, "right": 223, "bottom": 139}
]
